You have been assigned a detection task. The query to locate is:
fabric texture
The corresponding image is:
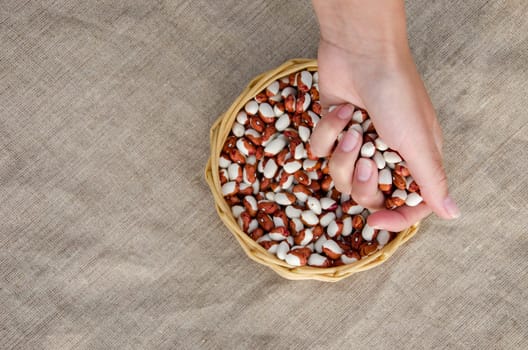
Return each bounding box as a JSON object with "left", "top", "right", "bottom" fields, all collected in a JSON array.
[{"left": 0, "top": 1, "right": 526, "bottom": 349}]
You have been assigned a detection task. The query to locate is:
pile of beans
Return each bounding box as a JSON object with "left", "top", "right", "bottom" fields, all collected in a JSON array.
[{"left": 218, "top": 70, "right": 421, "bottom": 267}]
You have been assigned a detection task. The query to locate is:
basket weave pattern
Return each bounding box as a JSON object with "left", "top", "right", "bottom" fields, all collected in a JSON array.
[{"left": 205, "top": 58, "right": 419, "bottom": 282}]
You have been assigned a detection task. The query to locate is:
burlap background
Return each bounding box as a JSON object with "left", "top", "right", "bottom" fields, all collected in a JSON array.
[{"left": 0, "top": 1, "right": 526, "bottom": 349}]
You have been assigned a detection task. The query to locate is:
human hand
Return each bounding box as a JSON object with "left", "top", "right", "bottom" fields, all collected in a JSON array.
[{"left": 311, "top": 0, "right": 460, "bottom": 232}]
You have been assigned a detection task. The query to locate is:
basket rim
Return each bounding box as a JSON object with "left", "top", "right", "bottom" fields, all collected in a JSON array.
[{"left": 204, "top": 58, "right": 420, "bottom": 281}]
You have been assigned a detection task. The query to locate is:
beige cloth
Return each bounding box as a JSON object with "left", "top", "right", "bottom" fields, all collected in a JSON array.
[{"left": 0, "top": 1, "right": 527, "bottom": 349}]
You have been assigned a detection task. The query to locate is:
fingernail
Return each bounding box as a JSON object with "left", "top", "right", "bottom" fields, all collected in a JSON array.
[
  {"left": 340, "top": 129, "right": 360, "bottom": 152},
  {"left": 443, "top": 195, "right": 461, "bottom": 219},
  {"left": 337, "top": 104, "right": 354, "bottom": 119},
  {"left": 356, "top": 158, "right": 372, "bottom": 182}
]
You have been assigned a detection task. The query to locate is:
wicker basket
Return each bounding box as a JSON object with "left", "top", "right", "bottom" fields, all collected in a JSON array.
[{"left": 205, "top": 58, "right": 419, "bottom": 282}]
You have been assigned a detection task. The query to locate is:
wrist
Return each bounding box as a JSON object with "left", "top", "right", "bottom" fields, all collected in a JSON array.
[{"left": 313, "top": 0, "right": 410, "bottom": 58}]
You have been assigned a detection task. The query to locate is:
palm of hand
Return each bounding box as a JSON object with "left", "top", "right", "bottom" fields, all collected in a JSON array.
[
  {"left": 311, "top": 39, "right": 448, "bottom": 231},
  {"left": 317, "top": 39, "right": 442, "bottom": 152}
]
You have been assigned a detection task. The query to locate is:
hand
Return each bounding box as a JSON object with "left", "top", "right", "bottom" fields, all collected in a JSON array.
[{"left": 310, "top": 0, "right": 460, "bottom": 231}]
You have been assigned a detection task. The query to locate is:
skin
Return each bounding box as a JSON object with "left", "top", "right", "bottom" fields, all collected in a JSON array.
[{"left": 311, "top": 0, "right": 460, "bottom": 231}]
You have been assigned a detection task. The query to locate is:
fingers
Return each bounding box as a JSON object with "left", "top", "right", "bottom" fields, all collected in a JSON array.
[
  {"left": 351, "top": 158, "right": 385, "bottom": 210},
  {"left": 328, "top": 128, "right": 362, "bottom": 194},
  {"left": 366, "top": 203, "right": 432, "bottom": 232},
  {"left": 393, "top": 70, "right": 458, "bottom": 220},
  {"left": 309, "top": 104, "right": 354, "bottom": 157},
  {"left": 401, "top": 137, "right": 460, "bottom": 220}
]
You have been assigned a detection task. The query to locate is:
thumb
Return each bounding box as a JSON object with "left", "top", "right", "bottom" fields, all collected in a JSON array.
[{"left": 401, "top": 136, "right": 460, "bottom": 220}]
